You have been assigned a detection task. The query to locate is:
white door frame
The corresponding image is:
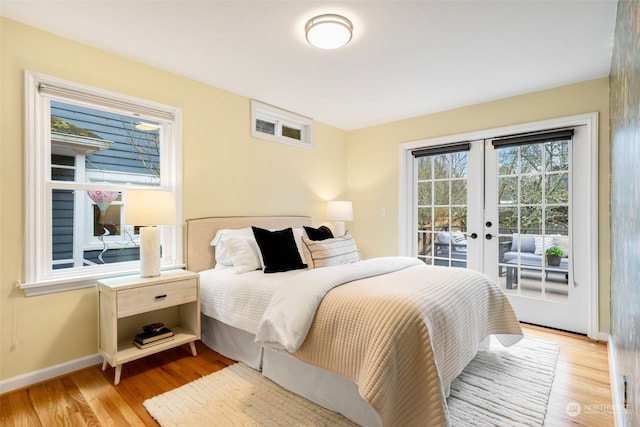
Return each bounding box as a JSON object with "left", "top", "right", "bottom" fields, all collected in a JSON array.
[{"left": 398, "top": 112, "right": 600, "bottom": 339}]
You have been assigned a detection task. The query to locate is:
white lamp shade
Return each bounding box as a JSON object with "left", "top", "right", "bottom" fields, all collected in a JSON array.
[
  {"left": 123, "top": 189, "right": 176, "bottom": 226},
  {"left": 327, "top": 201, "right": 353, "bottom": 221}
]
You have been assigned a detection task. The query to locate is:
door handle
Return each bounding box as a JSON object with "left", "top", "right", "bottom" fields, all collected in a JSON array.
[
  {"left": 485, "top": 234, "right": 493, "bottom": 240},
  {"left": 470, "top": 233, "right": 478, "bottom": 239}
]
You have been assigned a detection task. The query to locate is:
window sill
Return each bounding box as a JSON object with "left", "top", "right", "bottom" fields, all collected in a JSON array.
[{"left": 20, "top": 263, "right": 186, "bottom": 297}]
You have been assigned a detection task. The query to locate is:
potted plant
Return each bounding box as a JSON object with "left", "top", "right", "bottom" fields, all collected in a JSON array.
[{"left": 545, "top": 246, "right": 564, "bottom": 266}]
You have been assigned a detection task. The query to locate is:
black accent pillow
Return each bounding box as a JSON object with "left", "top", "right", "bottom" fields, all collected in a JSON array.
[
  {"left": 303, "top": 225, "right": 334, "bottom": 241},
  {"left": 251, "top": 226, "right": 308, "bottom": 273}
]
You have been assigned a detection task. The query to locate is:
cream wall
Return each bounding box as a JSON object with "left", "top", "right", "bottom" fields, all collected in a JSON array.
[
  {"left": 0, "top": 16, "right": 612, "bottom": 383},
  {"left": 346, "top": 78, "right": 611, "bottom": 333},
  {"left": 0, "top": 18, "right": 347, "bottom": 380}
]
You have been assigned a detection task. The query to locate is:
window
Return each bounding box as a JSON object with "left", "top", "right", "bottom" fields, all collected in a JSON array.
[
  {"left": 22, "top": 71, "right": 183, "bottom": 296},
  {"left": 251, "top": 100, "right": 313, "bottom": 148}
]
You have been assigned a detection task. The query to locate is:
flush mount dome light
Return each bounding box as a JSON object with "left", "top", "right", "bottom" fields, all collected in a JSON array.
[{"left": 305, "top": 14, "right": 353, "bottom": 49}]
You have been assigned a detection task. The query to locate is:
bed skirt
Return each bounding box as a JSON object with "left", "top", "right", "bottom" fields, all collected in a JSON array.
[
  {"left": 262, "top": 347, "right": 382, "bottom": 427},
  {"left": 200, "top": 314, "right": 381, "bottom": 426},
  {"left": 200, "top": 315, "right": 263, "bottom": 369}
]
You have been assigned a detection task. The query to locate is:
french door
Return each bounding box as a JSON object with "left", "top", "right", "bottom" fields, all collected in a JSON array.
[{"left": 407, "top": 118, "right": 596, "bottom": 336}]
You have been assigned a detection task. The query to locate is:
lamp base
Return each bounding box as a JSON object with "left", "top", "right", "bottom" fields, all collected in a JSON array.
[
  {"left": 334, "top": 221, "right": 346, "bottom": 237},
  {"left": 139, "top": 226, "right": 161, "bottom": 278}
]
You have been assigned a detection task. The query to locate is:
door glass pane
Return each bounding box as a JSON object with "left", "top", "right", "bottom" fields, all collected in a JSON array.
[
  {"left": 415, "top": 151, "right": 468, "bottom": 268},
  {"left": 496, "top": 140, "right": 571, "bottom": 302},
  {"left": 520, "top": 175, "right": 543, "bottom": 204},
  {"left": 434, "top": 181, "right": 449, "bottom": 205},
  {"left": 417, "top": 157, "right": 432, "bottom": 180},
  {"left": 545, "top": 140, "right": 569, "bottom": 171},
  {"left": 498, "top": 147, "right": 518, "bottom": 175},
  {"left": 451, "top": 180, "right": 467, "bottom": 205},
  {"left": 546, "top": 173, "right": 569, "bottom": 203},
  {"left": 450, "top": 152, "right": 468, "bottom": 177},
  {"left": 433, "top": 155, "right": 449, "bottom": 179},
  {"left": 418, "top": 182, "right": 432, "bottom": 205},
  {"left": 498, "top": 176, "right": 518, "bottom": 204},
  {"left": 519, "top": 144, "right": 543, "bottom": 174}
]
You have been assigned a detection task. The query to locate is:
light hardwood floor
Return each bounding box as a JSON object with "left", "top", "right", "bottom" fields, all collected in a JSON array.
[{"left": 0, "top": 325, "right": 612, "bottom": 426}]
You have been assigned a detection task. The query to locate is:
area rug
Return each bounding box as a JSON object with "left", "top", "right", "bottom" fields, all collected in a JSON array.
[{"left": 144, "top": 337, "right": 559, "bottom": 427}]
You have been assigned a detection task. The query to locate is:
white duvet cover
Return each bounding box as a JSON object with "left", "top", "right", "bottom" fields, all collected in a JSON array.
[
  {"left": 201, "top": 257, "right": 423, "bottom": 348},
  {"left": 199, "top": 268, "right": 303, "bottom": 334}
]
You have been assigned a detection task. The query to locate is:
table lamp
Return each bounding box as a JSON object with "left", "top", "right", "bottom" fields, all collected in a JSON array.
[
  {"left": 123, "top": 189, "right": 176, "bottom": 277},
  {"left": 327, "top": 200, "right": 353, "bottom": 236}
]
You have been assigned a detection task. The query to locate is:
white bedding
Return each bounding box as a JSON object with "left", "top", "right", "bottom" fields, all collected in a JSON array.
[
  {"left": 199, "top": 268, "right": 303, "bottom": 334},
  {"left": 201, "top": 256, "right": 422, "bottom": 343},
  {"left": 199, "top": 256, "right": 523, "bottom": 426},
  {"left": 256, "top": 256, "right": 423, "bottom": 352}
]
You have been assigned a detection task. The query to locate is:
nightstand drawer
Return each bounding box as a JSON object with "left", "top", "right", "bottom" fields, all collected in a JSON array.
[{"left": 117, "top": 279, "right": 197, "bottom": 318}]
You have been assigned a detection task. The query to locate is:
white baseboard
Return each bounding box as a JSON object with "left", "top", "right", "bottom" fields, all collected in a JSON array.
[{"left": 0, "top": 353, "right": 103, "bottom": 394}]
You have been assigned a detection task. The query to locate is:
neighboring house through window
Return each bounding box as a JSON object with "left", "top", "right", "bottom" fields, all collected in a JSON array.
[{"left": 22, "top": 71, "right": 183, "bottom": 296}]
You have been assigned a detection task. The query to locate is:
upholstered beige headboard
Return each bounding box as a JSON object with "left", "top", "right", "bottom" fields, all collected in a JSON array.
[{"left": 185, "top": 216, "right": 311, "bottom": 273}]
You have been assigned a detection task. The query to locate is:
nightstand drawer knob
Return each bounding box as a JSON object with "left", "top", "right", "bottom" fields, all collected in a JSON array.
[{"left": 155, "top": 294, "right": 167, "bottom": 300}]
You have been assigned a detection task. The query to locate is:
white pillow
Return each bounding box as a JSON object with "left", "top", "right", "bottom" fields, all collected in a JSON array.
[
  {"left": 302, "top": 234, "right": 359, "bottom": 269},
  {"left": 553, "top": 235, "right": 570, "bottom": 257},
  {"left": 210, "top": 228, "right": 254, "bottom": 266},
  {"left": 534, "top": 236, "right": 554, "bottom": 255},
  {"left": 224, "top": 236, "right": 262, "bottom": 274}
]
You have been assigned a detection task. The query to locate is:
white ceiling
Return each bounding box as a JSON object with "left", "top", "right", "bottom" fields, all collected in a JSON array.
[{"left": 1, "top": 1, "right": 618, "bottom": 130}]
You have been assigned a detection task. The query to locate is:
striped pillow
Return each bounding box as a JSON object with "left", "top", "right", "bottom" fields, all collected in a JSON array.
[
  {"left": 302, "top": 234, "right": 359, "bottom": 269},
  {"left": 452, "top": 232, "right": 467, "bottom": 244}
]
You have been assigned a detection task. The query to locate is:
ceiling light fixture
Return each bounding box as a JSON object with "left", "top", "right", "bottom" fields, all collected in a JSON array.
[{"left": 305, "top": 14, "right": 353, "bottom": 50}]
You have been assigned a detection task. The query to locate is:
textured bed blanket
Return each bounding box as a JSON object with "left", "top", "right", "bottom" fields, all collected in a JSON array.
[
  {"left": 260, "top": 259, "right": 523, "bottom": 427},
  {"left": 256, "top": 257, "right": 423, "bottom": 351}
]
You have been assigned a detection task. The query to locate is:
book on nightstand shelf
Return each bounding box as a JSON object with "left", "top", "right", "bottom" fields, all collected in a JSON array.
[
  {"left": 134, "top": 327, "right": 174, "bottom": 345},
  {"left": 133, "top": 335, "right": 175, "bottom": 349}
]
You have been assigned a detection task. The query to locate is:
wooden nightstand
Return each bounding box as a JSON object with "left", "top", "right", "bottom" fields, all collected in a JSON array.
[{"left": 97, "top": 269, "right": 200, "bottom": 385}]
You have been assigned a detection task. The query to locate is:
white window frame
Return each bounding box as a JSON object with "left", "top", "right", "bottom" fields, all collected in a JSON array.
[
  {"left": 22, "top": 71, "right": 183, "bottom": 296},
  {"left": 251, "top": 100, "right": 313, "bottom": 148}
]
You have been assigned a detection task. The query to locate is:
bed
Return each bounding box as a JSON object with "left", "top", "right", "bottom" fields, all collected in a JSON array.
[{"left": 186, "top": 216, "right": 523, "bottom": 427}]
